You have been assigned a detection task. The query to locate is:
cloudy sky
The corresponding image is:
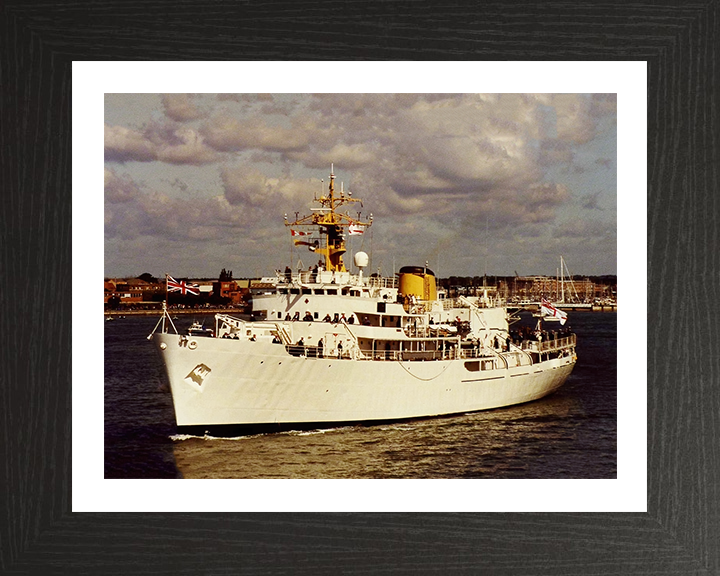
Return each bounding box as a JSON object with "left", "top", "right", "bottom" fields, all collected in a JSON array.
[{"left": 104, "top": 93, "right": 616, "bottom": 280}]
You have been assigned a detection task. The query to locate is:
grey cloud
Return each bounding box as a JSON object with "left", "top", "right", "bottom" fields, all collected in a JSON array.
[
  {"left": 550, "top": 94, "right": 599, "bottom": 145},
  {"left": 203, "top": 94, "right": 582, "bottom": 239},
  {"left": 104, "top": 170, "right": 258, "bottom": 243},
  {"left": 286, "top": 142, "right": 379, "bottom": 170},
  {"left": 104, "top": 122, "right": 220, "bottom": 165},
  {"left": 162, "top": 94, "right": 203, "bottom": 122},
  {"left": 538, "top": 140, "right": 575, "bottom": 165},
  {"left": 105, "top": 92, "right": 616, "bottom": 277},
  {"left": 552, "top": 217, "right": 614, "bottom": 239},
  {"left": 581, "top": 191, "right": 603, "bottom": 210},
  {"left": 433, "top": 182, "right": 570, "bottom": 230},
  {"left": 589, "top": 93, "right": 617, "bottom": 117},
  {"left": 221, "top": 164, "right": 318, "bottom": 211},
  {"left": 106, "top": 189, "right": 256, "bottom": 243},
  {"left": 168, "top": 178, "right": 189, "bottom": 192},
  {"left": 105, "top": 124, "right": 157, "bottom": 163},
  {"left": 217, "top": 93, "right": 274, "bottom": 104},
  {"left": 595, "top": 158, "right": 613, "bottom": 169},
  {"left": 105, "top": 168, "right": 141, "bottom": 203},
  {"left": 202, "top": 116, "right": 310, "bottom": 153},
  {"left": 221, "top": 165, "right": 270, "bottom": 206}
]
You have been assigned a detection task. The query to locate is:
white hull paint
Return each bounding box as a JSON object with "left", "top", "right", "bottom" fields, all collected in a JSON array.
[{"left": 153, "top": 333, "right": 575, "bottom": 426}]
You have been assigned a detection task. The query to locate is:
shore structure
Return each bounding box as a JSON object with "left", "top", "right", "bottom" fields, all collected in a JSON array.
[{"left": 149, "top": 167, "right": 577, "bottom": 431}]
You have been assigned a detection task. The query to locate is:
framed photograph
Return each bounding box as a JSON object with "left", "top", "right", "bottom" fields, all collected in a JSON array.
[
  {"left": 3, "top": 2, "right": 716, "bottom": 574},
  {"left": 88, "top": 64, "right": 637, "bottom": 512}
]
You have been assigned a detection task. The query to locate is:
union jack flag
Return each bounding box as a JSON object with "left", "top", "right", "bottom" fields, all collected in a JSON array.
[{"left": 167, "top": 275, "right": 199, "bottom": 296}]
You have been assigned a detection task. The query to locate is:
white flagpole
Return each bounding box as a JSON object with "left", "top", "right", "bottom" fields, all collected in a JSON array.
[{"left": 163, "top": 273, "right": 168, "bottom": 332}]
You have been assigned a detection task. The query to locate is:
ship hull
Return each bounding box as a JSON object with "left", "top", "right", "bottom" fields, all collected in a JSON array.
[{"left": 153, "top": 333, "right": 575, "bottom": 427}]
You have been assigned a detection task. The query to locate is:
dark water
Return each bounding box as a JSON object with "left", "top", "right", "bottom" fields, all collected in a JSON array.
[{"left": 104, "top": 312, "right": 616, "bottom": 479}]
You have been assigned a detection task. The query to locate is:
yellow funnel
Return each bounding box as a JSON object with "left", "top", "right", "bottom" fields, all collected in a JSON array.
[{"left": 399, "top": 266, "right": 437, "bottom": 301}]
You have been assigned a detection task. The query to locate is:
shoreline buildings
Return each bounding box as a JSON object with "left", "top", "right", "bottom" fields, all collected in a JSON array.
[{"left": 104, "top": 273, "right": 617, "bottom": 312}]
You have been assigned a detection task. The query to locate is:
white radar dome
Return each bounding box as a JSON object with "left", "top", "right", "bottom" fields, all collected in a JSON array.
[{"left": 354, "top": 251, "right": 369, "bottom": 268}]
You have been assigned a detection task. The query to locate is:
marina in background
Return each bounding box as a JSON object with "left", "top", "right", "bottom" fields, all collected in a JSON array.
[{"left": 105, "top": 272, "right": 617, "bottom": 316}]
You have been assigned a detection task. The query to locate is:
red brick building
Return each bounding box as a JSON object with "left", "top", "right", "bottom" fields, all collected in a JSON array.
[
  {"left": 104, "top": 278, "right": 164, "bottom": 306},
  {"left": 212, "top": 279, "right": 249, "bottom": 306}
]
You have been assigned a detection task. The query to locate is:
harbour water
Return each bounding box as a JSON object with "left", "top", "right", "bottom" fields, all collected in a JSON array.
[{"left": 104, "top": 312, "right": 616, "bottom": 479}]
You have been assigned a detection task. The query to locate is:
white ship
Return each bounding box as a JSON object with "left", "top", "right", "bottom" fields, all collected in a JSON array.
[{"left": 150, "top": 168, "right": 577, "bottom": 432}]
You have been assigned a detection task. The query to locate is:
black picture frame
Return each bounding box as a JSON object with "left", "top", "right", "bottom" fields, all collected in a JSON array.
[{"left": 2, "top": 2, "right": 717, "bottom": 574}]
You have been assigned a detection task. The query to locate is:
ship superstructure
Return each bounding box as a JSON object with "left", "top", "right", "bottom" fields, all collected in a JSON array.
[{"left": 150, "top": 167, "right": 577, "bottom": 430}]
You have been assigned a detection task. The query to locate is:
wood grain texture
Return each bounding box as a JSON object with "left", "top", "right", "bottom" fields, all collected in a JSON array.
[{"left": 1, "top": 1, "right": 717, "bottom": 574}]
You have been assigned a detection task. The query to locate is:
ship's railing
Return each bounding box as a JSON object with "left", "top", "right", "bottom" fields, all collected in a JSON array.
[
  {"left": 277, "top": 270, "right": 349, "bottom": 285},
  {"left": 284, "top": 342, "right": 551, "bottom": 366},
  {"left": 520, "top": 333, "right": 576, "bottom": 353},
  {"left": 366, "top": 275, "right": 398, "bottom": 289},
  {"left": 283, "top": 337, "right": 574, "bottom": 364},
  {"left": 442, "top": 297, "right": 505, "bottom": 310},
  {"left": 443, "top": 298, "right": 463, "bottom": 310},
  {"left": 284, "top": 341, "right": 508, "bottom": 362},
  {"left": 286, "top": 346, "right": 463, "bottom": 361},
  {"left": 278, "top": 270, "right": 398, "bottom": 289}
]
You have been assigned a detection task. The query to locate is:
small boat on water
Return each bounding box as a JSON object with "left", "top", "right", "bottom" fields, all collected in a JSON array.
[
  {"left": 187, "top": 321, "right": 214, "bottom": 338},
  {"left": 149, "top": 167, "right": 577, "bottom": 431}
]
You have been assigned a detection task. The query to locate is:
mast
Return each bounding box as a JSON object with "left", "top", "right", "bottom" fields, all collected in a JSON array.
[{"left": 284, "top": 166, "right": 372, "bottom": 273}]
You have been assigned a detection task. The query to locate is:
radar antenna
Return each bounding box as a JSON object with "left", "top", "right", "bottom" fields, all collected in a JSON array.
[{"left": 284, "top": 165, "right": 372, "bottom": 272}]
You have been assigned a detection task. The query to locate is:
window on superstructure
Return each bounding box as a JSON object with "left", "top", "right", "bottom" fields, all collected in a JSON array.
[{"left": 464, "top": 361, "right": 480, "bottom": 372}]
